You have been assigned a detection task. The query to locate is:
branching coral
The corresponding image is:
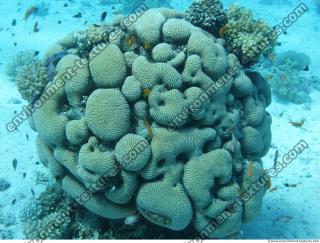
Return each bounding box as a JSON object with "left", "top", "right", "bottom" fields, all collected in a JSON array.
[
  {"left": 73, "top": 25, "right": 111, "bottom": 57},
  {"left": 184, "top": 1, "right": 275, "bottom": 66},
  {"left": 27, "top": 7, "right": 272, "bottom": 239},
  {"left": 16, "top": 60, "right": 49, "bottom": 102},
  {"left": 5, "top": 50, "right": 38, "bottom": 79},
  {"left": 20, "top": 185, "right": 74, "bottom": 239},
  {"left": 223, "top": 5, "right": 276, "bottom": 65},
  {"left": 6, "top": 50, "right": 50, "bottom": 102},
  {"left": 258, "top": 50, "right": 315, "bottom": 104}
]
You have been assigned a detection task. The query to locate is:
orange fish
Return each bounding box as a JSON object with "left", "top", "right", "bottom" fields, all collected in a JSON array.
[
  {"left": 125, "top": 36, "right": 136, "bottom": 48},
  {"left": 219, "top": 25, "right": 229, "bottom": 38},
  {"left": 24, "top": 6, "right": 38, "bottom": 20},
  {"left": 143, "top": 88, "right": 151, "bottom": 99},
  {"left": 266, "top": 178, "right": 272, "bottom": 189},
  {"left": 144, "top": 42, "right": 151, "bottom": 49},
  {"left": 269, "top": 187, "right": 277, "bottom": 192},
  {"left": 266, "top": 75, "right": 274, "bottom": 80},
  {"left": 248, "top": 160, "right": 253, "bottom": 177},
  {"left": 144, "top": 117, "right": 153, "bottom": 138},
  {"left": 289, "top": 119, "right": 305, "bottom": 128}
]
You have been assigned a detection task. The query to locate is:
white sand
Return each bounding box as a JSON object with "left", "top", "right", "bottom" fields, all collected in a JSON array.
[{"left": 0, "top": 0, "right": 319, "bottom": 239}]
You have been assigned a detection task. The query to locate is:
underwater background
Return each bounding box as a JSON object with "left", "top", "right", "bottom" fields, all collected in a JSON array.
[{"left": 0, "top": 0, "right": 319, "bottom": 240}]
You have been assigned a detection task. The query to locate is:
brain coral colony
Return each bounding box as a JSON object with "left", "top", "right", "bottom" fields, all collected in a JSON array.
[{"left": 15, "top": 0, "right": 274, "bottom": 240}]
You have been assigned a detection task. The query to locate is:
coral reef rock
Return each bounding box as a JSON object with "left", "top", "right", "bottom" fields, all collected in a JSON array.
[
  {"left": 258, "top": 50, "right": 315, "bottom": 104},
  {"left": 28, "top": 7, "right": 272, "bottom": 239},
  {"left": 16, "top": 60, "right": 49, "bottom": 102},
  {"left": 185, "top": 0, "right": 227, "bottom": 35},
  {"left": 224, "top": 5, "right": 276, "bottom": 65},
  {"left": 6, "top": 50, "right": 38, "bottom": 79}
]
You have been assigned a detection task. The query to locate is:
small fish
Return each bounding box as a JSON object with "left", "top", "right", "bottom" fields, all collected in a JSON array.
[
  {"left": 144, "top": 42, "right": 151, "bottom": 49},
  {"left": 12, "top": 199, "right": 16, "bottom": 205},
  {"left": 63, "top": 3, "right": 68, "bottom": 7},
  {"left": 284, "top": 183, "right": 297, "bottom": 188},
  {"left": 266, "top": 75, "right": 274, "bottom": 80},
  {"left": 24, "top": 6, "right": 38, "bottom": 20},
  {"left": 73, "top": 12, "right": 82, "bottom": 18},
  {"left": 84, "top": 20, "right": 88, "bottom": 25},
  {"left": 276, "top": 215, "right": 293, "bottom": 223},
  {"left": 269, "top": 187, "right": 277, "bottom": 192},
  {"left": 14, "top": 42, "right": 17, "bottom": 46},
  {"left": 303, "top": 65, "right": 309, "bottom": 71},
  {"left": 12, "top": 19, "right": 17, "bottom": 26},
  {"left": 34, "top": 51, "right": 39, "bottom": 56},
  {"left": 125, "top": 35, "right": 136, "bottom": 48},
  {"left": 33, "top": 21, "right": 39, "bottom": 32},
  {"left": 58, "top": 20, "right": 62, "bottom": 24},
  {"left": 23, "top": 172, "right": 26, "bottom": 178},
  {"left": 101, "top": 11, "right": 107, "bottom": 22},
  {"left": 289, "top": 119, "right": 305, "bottom": 128},
  {"left": 35, "top": 161, "right": 40, "bottom": 165},
  {"left": 93, "top": 24, "right": 101, "bottom": 27},
  {"left": 273, "top": 149, "right": 278, "bottom": 167},
  {"left": 143, "top": 88, "right": 151, "bottom": 99},
  {"left": 248, "top": 160, "right": 253, "bottom": 177},
  {"left": 144, "top": 118, "right": 153, "bottom": 138},
  {"left": 266, "top": 178, "right": 272, "bottom": 190},
  {"left": 12, "top": 159, "right": 18, "bottom": 171},
  {"left": 218, "top": 25, "right": 229, "bottom": 38},
  {"left": 279, "top": 112, "right": 284, "bottom": 117},
  {"left": 31, "top": 189, "right": 35, "bottom": 196}
]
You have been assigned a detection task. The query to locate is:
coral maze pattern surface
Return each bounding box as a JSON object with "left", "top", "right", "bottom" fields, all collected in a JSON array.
[{"left": 30, "top": 8, "right": 272, "bottom": 238}]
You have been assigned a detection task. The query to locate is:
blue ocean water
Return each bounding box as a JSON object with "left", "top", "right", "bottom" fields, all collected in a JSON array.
[{"left": 0, "top": 0, "right": 319, "bottom": 240}]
